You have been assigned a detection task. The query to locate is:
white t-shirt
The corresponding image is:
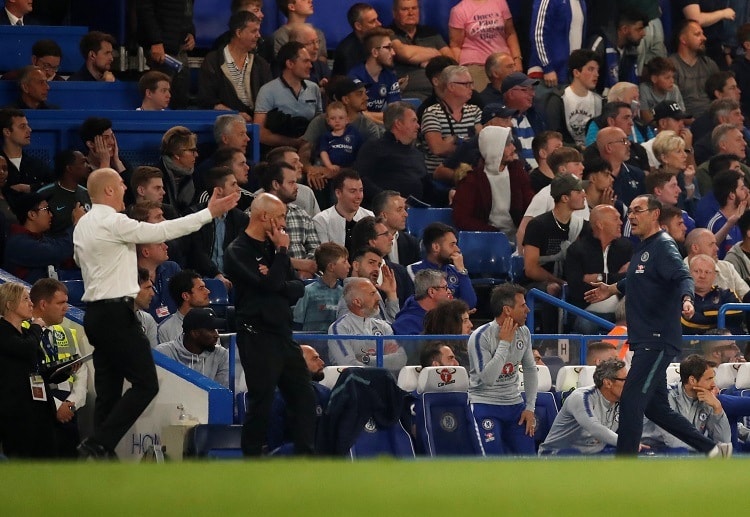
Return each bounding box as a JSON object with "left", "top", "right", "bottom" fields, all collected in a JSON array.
[
  {"left": 487, "top": 166, "right": 514, "bottom": 236},
  {"left": 562, "top": 87, "right": 601, "bottom": 146}
]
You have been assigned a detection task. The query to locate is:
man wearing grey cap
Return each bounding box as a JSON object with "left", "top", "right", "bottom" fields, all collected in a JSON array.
[
  {"left": 501, "top": 72, "right": 545, "bottom": 169},
  {"left": 155, "top": 308, "right": 229, "bottom": 388}
]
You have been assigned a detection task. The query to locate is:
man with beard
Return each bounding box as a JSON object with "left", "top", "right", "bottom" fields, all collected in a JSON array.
[
  {"left": 669, "top": 19, "right": 720, "bottom": 119},
  {"left": 69, "top": 31, "right": 116, "bottom": 82},
  {"left": 337, "top": 246, "right": 400, "bottom": 323}
]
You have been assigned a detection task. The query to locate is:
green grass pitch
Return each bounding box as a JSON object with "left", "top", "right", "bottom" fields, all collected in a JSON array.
[{"left": 1, "top": 457, "right": 748, "bottom": 515}]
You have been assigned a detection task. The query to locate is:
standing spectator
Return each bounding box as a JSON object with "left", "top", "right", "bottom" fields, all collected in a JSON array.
[
  {"left": 448, "top": 0, "right": 522, "bottom": 91},
  {"left": 677, "top": 2, "right": 737, "bottom": 68},
  {"left": 137, "top": 71, "right": 172, "bottom": 111},
  {"left": 197, "top": 11, "right": 272, "bottom": 121},
  {"left": 37, "top": 150, "right": 91, "bottom": 236},
  {"left": 332, "top": 3, "right": 382, "bottom": 76},
  {"left": 585, "top": 195, "right": 731, "bottom": 457},
  {"left": 0, "top": 108, "right": 53, "bottom": 202},
  {"left": 371, "top": 190, "right": 420, "bottom": 266},
  {"left": 271, "top": 0, "right": 327, "bottom": 60},
  {"left": 158, "top": 126, "right": 198, "bottom": 214},
  {"left": 136, "top": 0, "right": 195, "bottom": 108},
  {"left": 638, "top": 57, "right": 687, "bottom": 125},
  {"left": 224, "top": 193, "right": 315, "bottom": 456},
  {"left": 313, "top": 169, "right": 373, "bottom": 248},
  {"left": 7, "top": 66, "right": 57, "bottom": 110},
  {"left": 732, "top": 24, "right": 750, "bottom": 120},
  {"left": 588, "top": 8, "right": 647, "bottom": 95},
  {"left": 157, "top": 270, "right": 211, "bottom": 344},
  {"left": 669, "top": 19, "right": 720, "bottom": 119},
  {"left": 1, "top": 0, "right": 37, "bottom": 25},
  {"left": 528, "top": 0, "right": 587, "bottom": 89},
  {"left": 348, "top": 28, "right": 401, "bottom": 125},
  {"left": 468, "top": 283, "right": 537, "bottom": 455},
  {"left": 68, "top": 31, "right": 116, "bottom": 82},
  {"left": 293, "top": 242, "right": 349, "bottom": 332}
]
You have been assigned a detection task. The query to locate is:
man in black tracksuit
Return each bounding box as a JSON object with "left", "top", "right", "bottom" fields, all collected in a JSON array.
[
  {"left": 585, "top": 195, "right": 727, "bottom": 457},
  {"left": 224, "top": 193, "right": 315, "bottom": 456}
]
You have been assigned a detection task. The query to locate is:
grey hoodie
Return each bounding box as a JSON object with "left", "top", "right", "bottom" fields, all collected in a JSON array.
[{"left": 156, "top": 334, "right": 229, "bottom": 388}]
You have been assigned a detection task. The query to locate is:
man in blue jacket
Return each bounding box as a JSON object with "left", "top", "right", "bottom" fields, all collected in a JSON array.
[
  {"left": 586, "top": 195, "right": 731, "bottom": 457},
  {"left": 392, "top": 269, "right": 452, "bottom": 335}
]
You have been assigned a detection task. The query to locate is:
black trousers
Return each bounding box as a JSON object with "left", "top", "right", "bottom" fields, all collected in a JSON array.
[
  {"left": 84, "top": 301, "right": 159, "bottom": 452},
  {"left": 616, "top": 346, "right": 716, "bottom": 455},
  {"left": 236, "top": 328, "right": 316, "bottom": 456}
]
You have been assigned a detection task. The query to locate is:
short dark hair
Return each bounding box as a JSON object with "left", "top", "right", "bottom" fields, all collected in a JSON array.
[
  {"left": 645, "top": 169, "right": 677, "bottom": 194},
  {"left": 531, "top": 131, "right": 563, "bottom": 161},
  {"left": 349, "top": 216, "right": 380, "bottom": 255},
  {"left": 738, "top": 210, "right": 750, "bottom": 235},
  {"left": 673, "top": 18, "right": 700, "bottom": 50},
  {"left": 658, "top": 204, "right": 683, "bottom": 226},
  {"left": 347, "top": 2, "right": 374, "bottom": 28},
  {"left": 738, "top": 23, "right": 750, "bottom": 45},
  {"left": 603, "top": 101, "right": 631, "bottom": 122},
  {"left": 422, "top": 222, "right": 456, "bottom": 252},
  {"left": 138, "top": 70, "right": 171, "bottom": 97},
  {"left": 232, "top": 0, "right": 262, "bottom": 14},
  {"left": 371, "top": 190, "right": 401, "bottom": 216},
  {"left": 425, "top": 55, "right": 458, "bottom": 82},
  {"left": 79, "top": 117, "right": 112, "bottom": 145},
  {"left": 276, "top": 0, "right": 292, "bottom": 17},
  {"left": 331, "top": 168, "right": 361, "bottom": 192},
  {"left": 138, "top": 266, "right": 151, "bottom": 284},
  {"left": 315, "top": 242, "right": 349, "bottom": 273},
  {"left": 229, "top": 10, "right": 260, "bottom": 36},
  {"left": 255, "top": 160, "right": 294, "bottom": 192},
  {"left": 705, "top": 71, "right": 736, "bottom": 100},
  {"left": 79, "top": 31, "right": 116, "bottom": 59},
  {"left": 420, "top": 341, "right": 453, "bottom": 368},
  {"left": 423, "top": 299, "right": 470, "bottom": 335},
  {"left": 206, "top": 166, "right": 235, "bottom": 189},
  {"left": 351, "top": 245, "right": 383, "bottom": 262},
  {"left": 617, "top": 7, "right": 649, "bottom": 28},
  {"left": 168, "top": 270, "right": 201, "bottom": 308},
  {"left": 489, "top": 283, "right": 527, "bottom": 318},
  {"left": 713, "top": 169, "right": 744, "bottom": 207},
  {"left": 213, "top": 146, "right": 244, "bottom": 168},
  {"left": 567, "top": 48, "right": 598, "bottom": 81},
  {"left": 131, "top": 166, "right": 163, "bottom": 192},
  {"left": 266, "top": 145, "right": 297, "bottom": 163},
  {"left": 32, "top": 39, "right": 62, "bottom": 58},
  {"left": 30, "top": 278, "right": 67, "bottom": 305},
  {"left": 277, "top": 41, "right": 306, "bottom": 70},
  {"left": 679, "top": 354, "right": 717, "bottom": 385},
  {"left": 708, "top": 153, "right": 742, "bottom": 178},
  {"left": 581, "top": 156, "right": 612, "bottom": 180},
  {"left": 640, "top": 56, "right": 676, "bottom": 84},
  {"left": 0, "top": 108, "right": 25, "bottom": 133},
  {"left": 54, "top": 149, "right": 79, "bottom": 180}
]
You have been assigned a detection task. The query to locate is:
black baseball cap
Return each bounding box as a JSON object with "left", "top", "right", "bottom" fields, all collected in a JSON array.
[
  {"left": 183, "top": 308, "right": 226, "bottom": 332},
  {"left": 653, "top": 101, "right": 691, "bottom": 121},
  {"left": 328, "top": 77, "right": 365, "bottom": 102},
  {"left": 481, "top": 103, "right": 518, "bottom": 124}
]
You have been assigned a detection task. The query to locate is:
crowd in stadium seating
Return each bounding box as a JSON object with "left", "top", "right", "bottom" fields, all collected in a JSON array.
[{"left": 5, "top": 0, "right": 750, "bottom": 459}]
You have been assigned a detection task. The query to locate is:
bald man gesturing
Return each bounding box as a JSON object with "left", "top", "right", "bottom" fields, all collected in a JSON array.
[{"left": 73, "top": 167, "right": 238, "bottom": 459}]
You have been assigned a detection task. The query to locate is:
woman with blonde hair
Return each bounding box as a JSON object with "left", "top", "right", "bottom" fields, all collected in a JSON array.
[
  {"left": 651, "top": 130, "right": 698, "bottom": 213},
  {"left": 0, "top": 281, "right": 56, "bottom": 458}
]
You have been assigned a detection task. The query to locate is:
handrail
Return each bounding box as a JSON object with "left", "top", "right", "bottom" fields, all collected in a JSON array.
[
  {"left": 717, "top": 303, "right": 750, "bottom": 328},
  {"left": 526, "top": 288, "right": 616, "bottom": 333}
]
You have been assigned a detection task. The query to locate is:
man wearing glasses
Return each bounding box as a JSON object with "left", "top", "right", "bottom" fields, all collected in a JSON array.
[
  {"left": 594, "top": 126, "right": 646, "bottom": 207},
  {"left": 501, "top": 72, "right": 543, "bottom": 169},
  {"left": 585, "top": 194, "right": 733, "bottom": 457},
  {"left": 539, "top": 359, "right": 630, "bottom": 455},
  {"left": 392, "top": 269, "right": 451, "bottom": 335}
]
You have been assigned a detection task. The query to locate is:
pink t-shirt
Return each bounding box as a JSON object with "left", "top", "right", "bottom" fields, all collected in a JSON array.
[{"left": 449, "top": 0, "right": 512, "bottom": 65}]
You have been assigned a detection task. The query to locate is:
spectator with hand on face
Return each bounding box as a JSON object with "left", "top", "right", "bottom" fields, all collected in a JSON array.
[{"left": 68, "top": 31, "right": 116, "bottom": 82}]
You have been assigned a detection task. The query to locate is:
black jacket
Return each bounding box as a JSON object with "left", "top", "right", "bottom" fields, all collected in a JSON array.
[
  {"left": 395, "top": 232, "right": 420, "bottom": 267},
  {"left": 0, "top": 149, "right": 53, "bottom": 208},
  {"left": 135, "top": 0, "right": 196, "bottom": 55},
  {"left": 197, "top": 49, "right": 272, "bottom": 116},
  {"left": 186, "top": 204, "right": 249, "bottom": 278}
]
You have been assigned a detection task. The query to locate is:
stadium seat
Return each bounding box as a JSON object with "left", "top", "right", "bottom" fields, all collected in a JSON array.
[
  {"left": 576, "top": 366, "right": 596, "bottom": 387},
  {"left": 457, "top": 231, "right": 513, "bottom": 285},
  {"left": 235, "top": 391, "right": 249, "bottom": 424},
  {"left": 414, "top": 366, "right": 484, "bottom": 456},
  {"left": 666, "top": 364, "right": 681, "bottom": 385},
  {"left": 716, "top": 363, "right": 742, "bottom": 391},
  {"left": 203, "top": 277, "right": 230, "bottom": 317},
  {"left": 556, "top": 365, "right": 585, "bottom": 393},
  {"left": 518, "top": 365, "right": 558, "bottom": 444},
  {"left": 405, "top": 208, "right": 453, "bottom": 238},
  {"left": 519, "top": 364, "right": 553, "bottom": 391},
  {"left": 57, "top": 269, "right": 83, "bottom": 281},
  {"left": 185, "top": 424, "right": 243, "bottom": 459},
  {"left": 735, "top": 363, "right": 750, "bottom": 394},
  {"left": 401, "top": 98, "right": 421, "bottom": 109},
  {"left": 397, "top": 365, "right": 423, "bottom": 393},
  {"left": 319, "top": 365, "right": 361, "bottom": 390},
  {"left": 62, "top": 280, "right": 85, "bottom": 307},
  {"left": 348, "top": 418, "right": 415, "bottom": 459}
]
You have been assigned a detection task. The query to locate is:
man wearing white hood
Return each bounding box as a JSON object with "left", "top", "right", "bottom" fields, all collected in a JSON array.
[{"left": 452, "top": 125, "right": 533, "bottom": 242}]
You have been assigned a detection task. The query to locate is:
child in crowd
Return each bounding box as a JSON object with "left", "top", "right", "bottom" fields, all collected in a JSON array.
[
  {"left": 293, "top": 242, "right": 350, "bottom": 332},
  {"left": 638, "top": 57, "right": 686, "bottom": 125},
  {"left": 318, "top": 101, "right": 363, "bottom": 175}
]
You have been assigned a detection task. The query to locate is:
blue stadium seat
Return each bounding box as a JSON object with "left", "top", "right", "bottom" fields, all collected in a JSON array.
[
  {"left": 57, "top": 269, "right": 83, "bottom": 281},
  {"left": 62, "top": 280, "right": 85, "bottom": 307},
  {"left": 520, "top": 365, "right": 559, "bottom": 445},
  {"left": 402, "top": 98, "right": 422, "bottom": 109},
  {"left": 414, "top": 366, "right": 484, "bottom": 457},
  {"left": 185, "top": 424, "right": 243, "bottom": 458},
  {"left": 406, "top": 208, "right": 454, "bottom": 238},
  {"left": 458, "top": 231, "right": 513, "bottom": 284},
  {"left": 203, "top": 277, "right": 230, "bottom": 317},
  {"left": 349, "top": 419, "right": 415, "bottom": 459}
]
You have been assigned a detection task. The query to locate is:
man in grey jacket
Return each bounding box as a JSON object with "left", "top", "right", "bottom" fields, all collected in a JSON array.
[{"left": 156, "top": 308, "right": 229, "bottom": 388}]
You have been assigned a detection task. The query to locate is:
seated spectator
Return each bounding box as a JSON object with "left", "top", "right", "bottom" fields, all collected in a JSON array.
[
  {"left": 194, "top": 114, "right": 251, "bottom": 193},
  {"left": 1, "top": 0, "right": 37, "bottom": 25},
  {"left": 79, "top": 117, "right": 132, "bottom": 203},
  {"left": 6, "top": 66, "right": 57, "bottom": 110},
  {"left": 338, "top": 246, "right": 399, "bottom": 323},
  {"left": 538, "top": 359, "right": 628, "bottom": 455},
  {"left": 545, "top": 49, "right": 603, "bottom": 149},
  {"left": 581, "top": 156, "right": 620, "bottom": 213},
  {"left": 195, "top": 147, "right": 254, "bottom": 212},
  {"left": 4, "top": 192, "right": 83, "bottom": 283},
  {"left": 355, "top": 101, "right": 427, "bottom": 206},
  {"left": 586, "top": 341, "right": 618, "bottom": 366},
  {"left": 593, "top": 126, "right": 646, "bottom": 207},
  {"left": 419, "top": 341, "right": 460, "bottom": 368},
  {"left": 332, "top": 3, "right": 382, "bottom": 76},
  {"left": 528, "top": 131, "right": 563, "bottom": 193},
  {"left": 587, "top": 8, "right": 646, "bottom": 94},
  {"left": 255, "top": 42, "right": 323, "bottom": 149},
  {"left": 701, "top": 328, "right": 747, "bottom": 364},
  {"left": 197, "top": 11, "right": 272, "bottom": 121},
  {"left": 694, "top": 99, "right": 747, "bottom": 166},
  {"left": 0, "top": 108, "right": 53, "bottom": 201},
  {"left": 255, "top": 161, "right": 319, "bottom": 279},
  {"left": 266, "top": 146, "right": 320, "bottom": 216},
  {"left": 313, "top": 169, "right": 373, "bottom": 248},
  {"left": 639, "top": 168, "right": 694, "bottom": 241},
  {"left": 156, "top": 308, "right": 229, "bottom": 388},
  {"left": 157, "top": 270, "right": 211, "bottom": 343},
  {"left": 683, "top": 228, "right": 750, "bottom": 302},
  {"left": 733, "top": 23, "right": 750, "bottom": 120},
  {"left": 0, "top": 155, "right": 17, "bottom": 230},
  {"left": 371, "top": 190, "right": 419, "bottom": 266},
  {"left": 478, "top": 52, "right": 515, "bottom": 106},
  {"left": 502, "top": 72, "right": 544, "bottom": 168},
  {"left": 0, "top": 39, "right": 64, "bottom": 82},
  {"left": 349, "top": 28, "right": 402, "bottom": 125},
  {"left": 452, "top": 125, "right": 532, "bottom": 240},
  {"left": 37, "top": 150, "right": 91, "bottom": 236},
  {"left": 135, "top": 267, "right": 158, "bottom": 348},
  {"left": 159, "top": 126, "right": 199, "bottom": 214},
  {"left": 130, "top": 166, "right": 179, "bottom": 219},
  {"left": 641, "top": 354, "right": 731, "bottom": 452},
  {"left": 389, "top": 0, "right": 452, "bottom": 101},
  {"left": 523, "top": 174, "right": 588, "bottom": 332},
  {"left": 725, "top": 211, "right": 750, "bottom": 284},
  {"left": 318, "top": 101, "right": 364, "bottom": 175},
  {"left": 585, "top": 101, "right": 651, "bottom": 173},
  {"left": 271, "top": 0, "right": 327, "bottom": 61},
  {"left": 659, "top": 204, "right": 688, "bottom": 251},
  {"left": 697, "top": 129, "right": 749, "bottom": 203},
  {"left": 564, "top": 204, "right": 632, "bottom": 333},
  {"left": 706, "top": 169, "right": 749, "bottom": 260},
  {"left": 584, "top": 83, "right": 652, "bottom": 146},
  {"left": 137, "top": 71, "right": 171, "bottom": 111},
  {"left": 289, "top": 23, "right": 331, "bottom": 90},
  {"left": 668, "top": 19, "right": 719, "bottom": 119},
  {"left": 211, "top": 0, "right": 265, "bottom": 52},
  {"left": 293, "top": 242, "right": 349, "bottom": 332},
  {"left": 349, "top": 215, "right": 414, "bottom": 306},
  {"left": 328, "top": 277, "right": 407, "bottom": 371},
  {"left": 682, "top": 254, "right": 743, "bottom": 335},
  {"left": 423, "top": 298, "right": 473, "bottom": 366},
  {"left": 68, "top": 31, "right": 116, "bottom": 82},
  {"left": 407, "top": 222, "right": 477, "bottom": 309},
  {"left": 690, "top": 71, "right": 743, "bottom": 145},
  {"left": 186, "top": 167, "right": 247, "bottom": 290},
  {"left": 641, "top": 101, "right": 693, "bottom": 170},
  {"left": 638, "top": 57, "right": 686, "bottom": 125},
  {"left": 392, "top": 269, "right": 451, "bottom": 335},
  {"left": 136, "top": 241, "right": 181, "bottom": 324},
  {"left": 417, "top": 55, "right": 485, "bottom": 122}
]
